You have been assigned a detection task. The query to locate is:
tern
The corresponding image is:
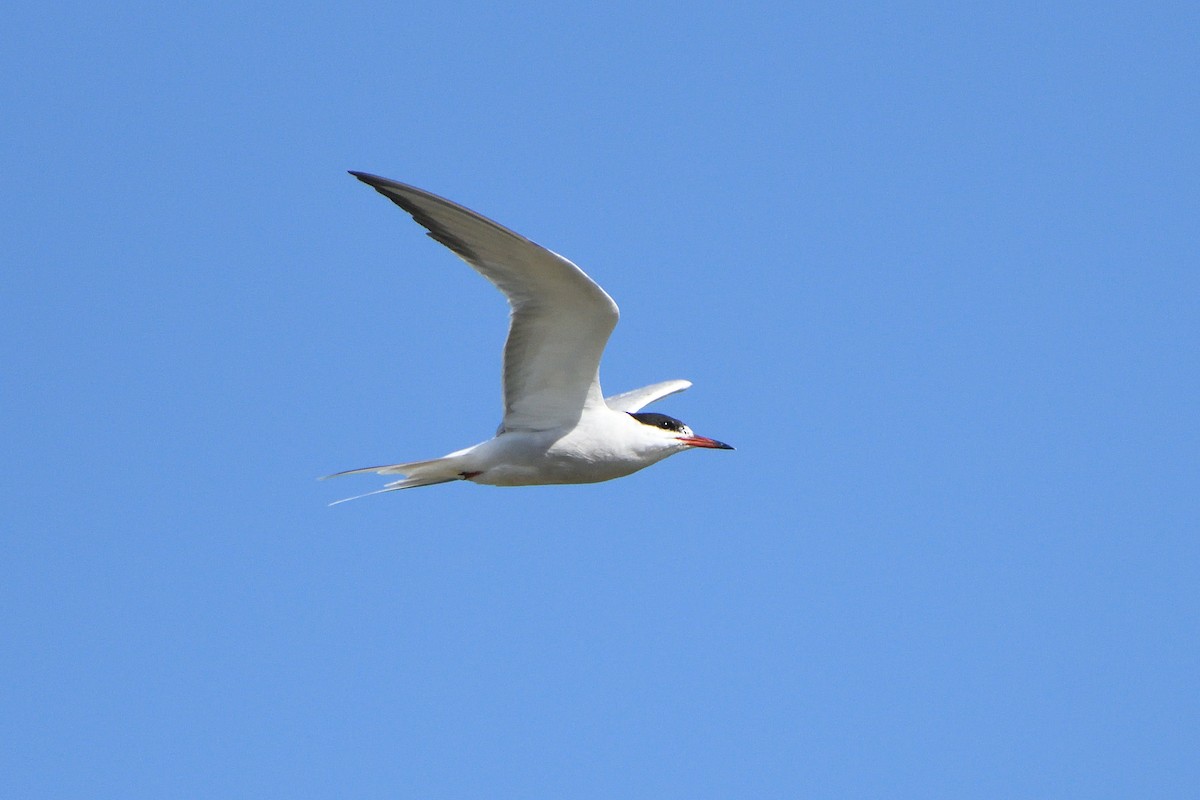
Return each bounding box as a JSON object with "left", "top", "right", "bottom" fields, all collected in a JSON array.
[{"left": 325, "top": 172, "right": 732, "bottom": 504}]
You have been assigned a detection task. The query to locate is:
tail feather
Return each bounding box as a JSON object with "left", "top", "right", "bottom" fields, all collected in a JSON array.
[
  {"left": 327, "top": 474, "right": 459, "bottom": 505},
  {"left": 321, "top": 453, "right": 471, "bottom": 505},
  {"left": 320, "top": 456, "right": 458, "bottom": 480}
]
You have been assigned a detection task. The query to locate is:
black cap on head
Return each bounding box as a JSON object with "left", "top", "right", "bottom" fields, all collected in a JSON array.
[{"left": 629, "top": 412, "right": 688, "bottom": 433}]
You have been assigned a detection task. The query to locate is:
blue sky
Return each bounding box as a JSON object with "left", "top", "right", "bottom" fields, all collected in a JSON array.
[{"left": 4, "top": 2, "right": 1198, "bottom": 797}]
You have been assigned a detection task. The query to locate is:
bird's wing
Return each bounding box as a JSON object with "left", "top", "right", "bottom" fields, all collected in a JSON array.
[
  {"left": 604, "top": 380, "right": 693, "bottom": 413},
  {"left": 351, "top": 172, "right": 619, "bottom": 432}
]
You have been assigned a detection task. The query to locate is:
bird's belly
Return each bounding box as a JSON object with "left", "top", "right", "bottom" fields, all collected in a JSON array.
[{"left": 468, "top": 444, "right": 648, "bottom": 487}]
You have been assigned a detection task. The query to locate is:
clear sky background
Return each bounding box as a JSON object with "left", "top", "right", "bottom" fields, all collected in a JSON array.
[{"left": 4, "top": 3, "right": 1198, "bottom": 798}]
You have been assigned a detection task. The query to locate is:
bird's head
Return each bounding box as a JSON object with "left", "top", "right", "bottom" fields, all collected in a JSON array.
[{"left": 628, "top": 412, "right": 734, "bottom": 453}]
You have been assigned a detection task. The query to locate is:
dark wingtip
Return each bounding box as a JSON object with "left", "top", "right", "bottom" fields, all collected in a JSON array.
[{"left": 348, "top": 170, "right": 381, "bottom": 186}]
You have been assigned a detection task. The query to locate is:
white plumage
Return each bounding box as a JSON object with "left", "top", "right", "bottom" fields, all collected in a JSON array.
[{"left": 325, "top": 173, "right": 731, "bottom": 504}]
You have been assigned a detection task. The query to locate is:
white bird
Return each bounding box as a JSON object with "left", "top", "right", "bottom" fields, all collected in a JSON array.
[{"left": 325, "top": 172, "right": 732, "bottom": 504}]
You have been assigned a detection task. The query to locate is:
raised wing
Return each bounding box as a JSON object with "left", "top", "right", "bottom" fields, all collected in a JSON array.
[
  {"left": 351, "top": 172, "right": 620, "bottom": 431},
  {"left": 604, "top": 380, "right": 692, "bottom": 413}
]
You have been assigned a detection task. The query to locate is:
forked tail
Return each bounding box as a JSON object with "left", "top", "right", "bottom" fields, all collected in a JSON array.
[{"left": 320, "top": 455, "right": 468, "bottom": 505}]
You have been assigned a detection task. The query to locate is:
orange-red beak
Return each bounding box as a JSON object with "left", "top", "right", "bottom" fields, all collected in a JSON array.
[{"left": 678, "top": 435, "right": 734, "bottom": 450}]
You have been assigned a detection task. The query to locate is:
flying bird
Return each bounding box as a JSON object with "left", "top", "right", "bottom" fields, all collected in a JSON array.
[{"left": 325, "top": 172, "right": 732, "bottom": 504}]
